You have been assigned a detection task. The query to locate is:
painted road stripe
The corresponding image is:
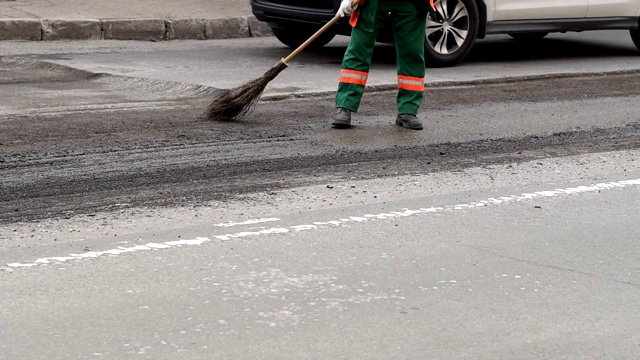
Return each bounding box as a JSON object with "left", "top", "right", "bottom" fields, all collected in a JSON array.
[
  {"left": 213, "top": 218, "right": 281, "bottom": 227},
  {"left": 5, "top": 179, "right": 640, "bottom": 269}
]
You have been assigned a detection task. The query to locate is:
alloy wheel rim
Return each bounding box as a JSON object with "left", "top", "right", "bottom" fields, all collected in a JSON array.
[{"left": 426, "top": 0, "right": 470, "bottom": 55}]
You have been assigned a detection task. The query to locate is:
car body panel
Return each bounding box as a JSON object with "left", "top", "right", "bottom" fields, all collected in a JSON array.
[
  {"left": 493, "top": 0, "right": 588, "bottom": 20},
  {"left": 587, "top": 0, "right": 640, "bottom": 17},
  {"left": 251, "top": 0, "right": 352, "bottom": 34}
]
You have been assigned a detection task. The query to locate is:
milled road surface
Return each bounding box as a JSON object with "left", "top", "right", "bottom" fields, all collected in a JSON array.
[{"left": 1, "top": 64, "right": 639, "bottom": 223}]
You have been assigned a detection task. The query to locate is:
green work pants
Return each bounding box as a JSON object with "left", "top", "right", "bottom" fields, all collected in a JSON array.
[{"left": 336, "top": 0, "right": 427, "bottom": 115}]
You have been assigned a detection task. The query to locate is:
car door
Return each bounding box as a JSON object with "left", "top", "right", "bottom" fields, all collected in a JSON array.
[
  {"left": 494, "top": 0, "right": 589, "bottom": 20},
  {"left": 586, "top": 0, "right": 640, "bottom": 17}
]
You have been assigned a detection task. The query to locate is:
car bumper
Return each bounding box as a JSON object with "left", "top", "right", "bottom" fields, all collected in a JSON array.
[{"left": 252, "top": 0, "right": 352, "bottom": 33}]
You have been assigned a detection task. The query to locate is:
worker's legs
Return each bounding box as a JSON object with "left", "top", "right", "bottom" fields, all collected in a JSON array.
[
  {"left": 389, "top": 0, "right": 426, "bottom": 116},
  {"left": 335, "top": 3, "right": 387, "bottom": 112}
]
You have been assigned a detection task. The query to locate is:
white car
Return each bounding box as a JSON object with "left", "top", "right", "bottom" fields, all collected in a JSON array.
[{"left": 251, "top": 0, "right": 640, "bottom": 67}]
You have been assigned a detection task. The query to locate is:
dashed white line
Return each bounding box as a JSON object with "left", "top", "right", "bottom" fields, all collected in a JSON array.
[
  {"left": 5, "top": 179, "right": 639, "bottom": 269},
  {"left": 213, "top": 218, "right": 281, "bottom": 227}
]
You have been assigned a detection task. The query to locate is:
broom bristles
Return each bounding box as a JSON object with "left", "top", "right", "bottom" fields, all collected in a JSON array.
[{"left": 205, "top": 60, "right": 289, "bottom": 121}]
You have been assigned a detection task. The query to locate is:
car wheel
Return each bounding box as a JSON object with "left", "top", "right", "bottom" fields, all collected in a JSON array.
[
  {"left": 631, "top": 28, "right": 640, "bottom": 52},
  {"left": 424, "top": 0, "right": 479, "bottom": 68},
  {"left": 272, "top": 26, "right": 336, "bottom": 49},
  {"left": 508, "top": 32, "right": 549, "bottom": 41}
]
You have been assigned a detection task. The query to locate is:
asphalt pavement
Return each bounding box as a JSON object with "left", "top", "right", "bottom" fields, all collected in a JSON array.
[{"left": 0, "top": 0, "right": 264, "bottom": 41}]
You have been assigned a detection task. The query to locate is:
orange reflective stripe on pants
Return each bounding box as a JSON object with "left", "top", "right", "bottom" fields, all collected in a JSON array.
[
  {"left": 397, "top": 74, "right": 425, "bottom": 91},
  {"left": 339, "top": 69, "right": 368, "bottom": 86}
]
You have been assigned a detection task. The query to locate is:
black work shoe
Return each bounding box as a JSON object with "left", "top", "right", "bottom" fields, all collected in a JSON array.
[
  {"left": 331, "top": 108, "right": 352, "bottom": 129},
  {"left": 395, "top": 114, "right": 423, "bottom": 130}
]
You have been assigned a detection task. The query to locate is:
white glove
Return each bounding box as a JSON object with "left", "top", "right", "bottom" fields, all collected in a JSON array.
[{"left": 337, "top": 0, "right": 357, "bottom": 18}]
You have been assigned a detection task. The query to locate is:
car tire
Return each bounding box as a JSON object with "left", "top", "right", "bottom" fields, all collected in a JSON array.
[
  {"left": 508, "top": 32, "right": 549, "bottom": 41},
  {"left": 424, "top": 0, "right": 480, "bottom": 68},
  {"left": 272, "top": 26, "right": 336, "bottom": 50},
  {"left": 631, "top": 28, "right": 640, "bottom": 51}
]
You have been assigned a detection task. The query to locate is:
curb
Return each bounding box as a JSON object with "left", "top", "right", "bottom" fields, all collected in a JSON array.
[{"left": 0, "top": 16, "right": 273, "bottom": 41}]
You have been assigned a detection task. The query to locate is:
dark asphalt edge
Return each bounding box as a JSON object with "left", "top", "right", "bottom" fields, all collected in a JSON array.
[
  {"left": 0, "top": 56, "right": 221, "bottom": 97},
  {"left": 0, "top": 56, "right": 97, "bottom": 79},
  {"left": 2, "top": 123, "right": 639, "bottom": 224}
]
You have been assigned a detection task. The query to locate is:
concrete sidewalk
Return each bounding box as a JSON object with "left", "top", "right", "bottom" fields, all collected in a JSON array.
[{"left": 0, "top": 0, "right": 271, "bottom": 41}]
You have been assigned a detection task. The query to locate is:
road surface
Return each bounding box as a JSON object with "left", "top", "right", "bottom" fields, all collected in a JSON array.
[{"left": 1, "top": 33, "right": 639, "bottom": 359}]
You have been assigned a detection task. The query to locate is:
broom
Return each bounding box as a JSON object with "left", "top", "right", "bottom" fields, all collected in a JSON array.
[{"left": 205, "top": 0, "right": 361, "bottom": 121}]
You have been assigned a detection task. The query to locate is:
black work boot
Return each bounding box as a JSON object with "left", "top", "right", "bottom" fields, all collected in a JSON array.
[
  {"left": 331, "top": 108, "right": 352, "bottom": 129},
  {"left": 395, "top": 114, "right": 423, "bottom": 130}
]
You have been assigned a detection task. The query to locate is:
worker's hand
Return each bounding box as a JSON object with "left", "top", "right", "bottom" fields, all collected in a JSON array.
[{"left": 337, "top": 0, "right": 357, "bottom": 18}]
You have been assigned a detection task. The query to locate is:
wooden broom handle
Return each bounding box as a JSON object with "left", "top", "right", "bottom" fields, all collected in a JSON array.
[{"left": 282, "top": 0, "right": 361, "bottom": 64}]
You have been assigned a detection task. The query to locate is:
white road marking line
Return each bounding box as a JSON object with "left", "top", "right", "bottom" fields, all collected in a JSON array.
[
  {"left": 5, "top": 179, "right": 639, "bottom": 269},
  {"left": 213, "top": 218, "right": 281, "bottom": 227}
]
